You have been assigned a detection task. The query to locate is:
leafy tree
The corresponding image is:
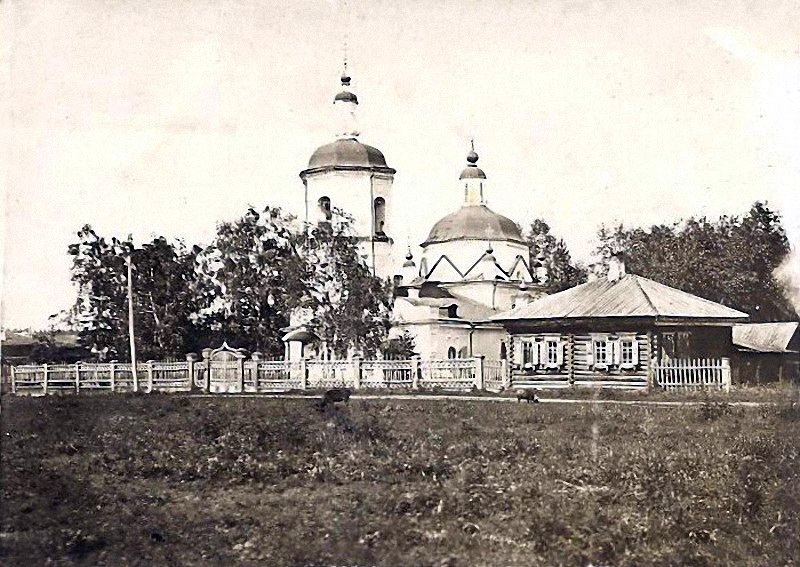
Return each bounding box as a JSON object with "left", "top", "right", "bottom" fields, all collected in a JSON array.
[
  {"left": 525, "top": 219, "right": 587, "bottom": 292},
  {"left": 297, "top": 210, "right": 392, "bottom": 358},
  {"left": 193, "top": 206, "right": 305, "bottom": 357},
  {"left": 68, "top": 226, "right": 205, "bottom": 360},
  {"left": 595, "top": 202, "right": 797, "bottom": 321},
  {"left": 381, "top": 331, "right": 417, "bottom": 359},
  {"left": 68, "top": 225, "right": 129, "bottom": 359}
]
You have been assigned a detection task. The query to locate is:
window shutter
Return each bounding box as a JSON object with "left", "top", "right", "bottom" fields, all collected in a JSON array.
[
  {"left": 555, "top": 338, "right": 565, "bottom": 366},
  {"left": 531, "top": 340, "right": 541, "bottom": 366},
  {"left": 513, "top": 339, "right": 523, "bottom": 366},
  {"left": 586, "top": 338, "right": 595, "bottom": 367},
  {"left": 610, "top": 338, "right": 621, "bottom": 366},
  {"left": 631, "top": 336, "right": 640, "bottom": 366}
]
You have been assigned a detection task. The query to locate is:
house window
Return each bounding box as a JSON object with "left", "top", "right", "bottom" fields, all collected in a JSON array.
[
  {"left": 593, "top": 340, "right": 609, "bottom": 366},
  {"left": 620, "top": 340, "right": 635, "bottom": 366},
  {"left": 447, "top": 346, "right": 457, "bottom": 359},
  {"left": 545, "top": 340, "right": 559, "bottom": 366},
  {"left": 522, "top": 341, "right": 535, "bottom": 365}
]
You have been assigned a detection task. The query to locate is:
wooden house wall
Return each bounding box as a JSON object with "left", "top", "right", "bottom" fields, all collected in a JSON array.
[{"left": 510, "top": 329, "right": 652, "bottom": 383}]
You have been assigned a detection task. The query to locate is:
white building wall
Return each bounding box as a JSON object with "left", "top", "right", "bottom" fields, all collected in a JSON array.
[
  {"left": 304, "top": 169, "right": 397, "bottom": 279},
  {"left": 420, "top": 239, "right": 531, "bottom": 282}
]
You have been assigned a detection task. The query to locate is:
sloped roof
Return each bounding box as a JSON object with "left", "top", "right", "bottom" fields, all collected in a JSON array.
[
  {"left": 732, "top": 322, "right": 799, "bottom": 353},
  {"left": 492, "top": 273, "right": 749, "bottom": 322}
]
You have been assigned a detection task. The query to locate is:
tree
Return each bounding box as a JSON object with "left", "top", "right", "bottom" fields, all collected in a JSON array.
[
  {"left": 297, "top": 210, "right": 392, "bottom": 358},
  {"left": 193, "top": 206, "right": 305, "bottom": 357},
  {"left": 525, "top": 219, "right": 587, "bottom": 293},
  {"left": 595, "top": 202, "right": 797, "bottom": 321},
  {"left": 68, "top": 225, "right": 205, "bottom": 360}
]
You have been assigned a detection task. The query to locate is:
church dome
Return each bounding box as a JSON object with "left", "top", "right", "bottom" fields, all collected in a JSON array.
[
  {"left": 422, "top": 204, "right": 525, "bottom": 246},
  {"left": 306, "top": 138, "right": 388, "bottom": 169}
]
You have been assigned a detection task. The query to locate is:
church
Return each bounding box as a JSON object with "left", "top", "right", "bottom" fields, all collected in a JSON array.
[{"left": 283, "top": 69, "right": 546, "bottom": 361}]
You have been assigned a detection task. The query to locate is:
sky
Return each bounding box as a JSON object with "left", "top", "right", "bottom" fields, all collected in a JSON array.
[{"left": 2, "top": 0, "right": 799, "bottom": 329}]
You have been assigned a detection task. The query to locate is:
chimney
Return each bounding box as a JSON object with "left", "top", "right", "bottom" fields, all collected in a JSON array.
[{"left": 607, "top": 251, "right": 626, "bottom": 283}]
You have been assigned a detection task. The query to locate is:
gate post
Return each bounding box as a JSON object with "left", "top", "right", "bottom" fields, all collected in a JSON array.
[
  {"left": 721, "top": 357, "right": 731, "bottom": 393},
  {"left": 10, "top": 365, "right": 16, "bottom": 394},
  {"left": 501, "top": 359, "right": 510, "bottom": 389},
  {"left": 43, "top": 363, "right": 49, "bottom": 395},
  {"left": 352, "top": 356, "right": 361, "bottom": 390},
  {"left": 411, "top": 355, "right": 420, "bottom": 390},
  {"left": 473, "top": 356, "right": 485, "bottom": 390},
  {"left": 238, "top": 357, "right": 246, "bottom": 393},
  {"left": 110, "top": 361, "right": 116, "bottom": 392},
  {"left": 299, "top": 359, "right": 307, "bottom": 390},
  {"left": 75, "top": 362, "right": 81, "bottom": 394},
  {"left": 185, "top": 354, "right": 195, "bottom": 392}
]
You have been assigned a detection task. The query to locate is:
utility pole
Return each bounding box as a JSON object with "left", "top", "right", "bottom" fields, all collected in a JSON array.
[{"left": 125, "top": 254, "right": 138, "bottom": 392}]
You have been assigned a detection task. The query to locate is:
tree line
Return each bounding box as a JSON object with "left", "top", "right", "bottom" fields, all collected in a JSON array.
[
  {"left": 23, "top": 201, "right": 797, "bottom": 363},
  {"left": 67, "top": 207, "right": 393, "bottom": 362}
]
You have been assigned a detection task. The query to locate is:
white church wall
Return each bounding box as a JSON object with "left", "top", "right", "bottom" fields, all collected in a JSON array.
[{"left": 421, "top": 240, "right": 530, "bottom": 281}]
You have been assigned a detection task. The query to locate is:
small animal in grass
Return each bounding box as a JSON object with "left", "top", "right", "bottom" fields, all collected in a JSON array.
[
  {"left": 315, "top": 388, "right": 352, "bottom": 411},
  {"left": 515, "top": 389, "right": 540, "bottom": 403}
]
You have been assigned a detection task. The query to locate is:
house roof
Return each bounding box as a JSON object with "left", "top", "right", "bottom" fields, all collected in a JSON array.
[
  {"left": 732, "top": 322, "right": 799, "bottom": 353},
  {"left": 492, "top": 273, "right": 749, "bottom": 322}
]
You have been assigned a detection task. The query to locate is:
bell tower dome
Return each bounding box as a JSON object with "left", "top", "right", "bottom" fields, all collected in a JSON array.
[{"left": 300, "top": 67, "right": 397, "bottom": 280}]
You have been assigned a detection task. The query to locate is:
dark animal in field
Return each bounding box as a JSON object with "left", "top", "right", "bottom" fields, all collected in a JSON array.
[
  {"left": 315, "top": 388, "right": 352, "bottom": 412},
  {"left": 516, "top": 389, "right": 540, "bottom": 403}
]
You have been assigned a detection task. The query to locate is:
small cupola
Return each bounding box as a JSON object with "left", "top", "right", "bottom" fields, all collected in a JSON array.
[
  {"left": 460, "top": 141, "right": 486, "bottom": 206},
  {"left": 333, "top": 67, "right": 360, "bottom": 139},
  {"left": 401, "top": 248, "right": 417, "bottom": 283}
]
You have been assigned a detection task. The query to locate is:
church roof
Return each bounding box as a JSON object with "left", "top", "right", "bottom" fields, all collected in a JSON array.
[
  {"left": 422, "top": 205, "right": 525, "bottom": 247},
  {"left": 305, "top": 138, "right": 390, "bottom": 170},
  {"left": 492, "top": 273, "right": 749, "bottom": 322}
]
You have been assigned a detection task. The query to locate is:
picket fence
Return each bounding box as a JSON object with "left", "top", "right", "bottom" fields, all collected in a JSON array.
[
  {"left": 10, "top": 357, "right": 509, "bottom": 395},
  {"left": 653, "top": 357, "right": 732, "bottom": 392},
  {"left": 9, "top": 356, "right": 733, "bottom": 395}
]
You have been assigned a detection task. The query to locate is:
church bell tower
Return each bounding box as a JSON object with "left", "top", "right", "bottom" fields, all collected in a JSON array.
[{"left": 299, "top": 67, "right": 397, "bottom": 280}]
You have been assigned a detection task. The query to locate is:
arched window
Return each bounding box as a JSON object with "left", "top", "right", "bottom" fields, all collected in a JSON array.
[
  {"left": 373, "top": 197, "right": 386, "bottom": 236},
  {"left": 318, "top": 196, "right": 332, "bottom": 221},
  {"left": 500, "top": 342, "right": 507, "bottom": 360},
  {"left": 447, "top": 346, "right": 457, "bottom": 359}
]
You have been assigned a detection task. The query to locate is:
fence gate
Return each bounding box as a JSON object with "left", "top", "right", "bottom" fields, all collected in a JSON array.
[{"left": 207, "top": 343, "right": 248, "bottom": 393}]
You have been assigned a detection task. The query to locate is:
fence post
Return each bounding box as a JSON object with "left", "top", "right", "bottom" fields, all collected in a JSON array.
[
  {"left": 204, "top": 357, "right": 211, "bottom": 392},
  {"left": 10, "top": 365, "right": 16, "bottom": 394},
  {"left": 75, "top": 362, "right": 81, "bottom": 393},
  {"left": 109, "top": 361, "right": 116, "bottom": 392},
  {"left": 300, "top": 359, "right": 307, "bottom": 390},
  {"left": 411, "top": 355, "right": 420, "bottom": 390},
  {"left": 501, "top": 359, "right": 510, "bottom": 389},
  {"left": 648, "top": 355, "right": 657, "bottom": 390},
  {"left": 473, "top": 356, "right": 485, "bottom": 390},
  {"left": 147, "top": 361, "right": 154, "bottom": 393},
  {"left": 42, "top": 363, "right": 49, "bottom": 395},
  {"left": 238, "top": 357, "right": 246, "bottom": 393},
  {"left": 721, "top": 357, "right": 731, "bottom": 393},
  {"left": 185, "top": 355, "right": 194, "bottom": 392},
  {"left": 352, "top": 356, "right": 361, "bottom": 390}
]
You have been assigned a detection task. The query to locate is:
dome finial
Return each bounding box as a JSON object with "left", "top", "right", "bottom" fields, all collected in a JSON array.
[{"left": 467, "top": 139, "right": 479, "bottom": 165}]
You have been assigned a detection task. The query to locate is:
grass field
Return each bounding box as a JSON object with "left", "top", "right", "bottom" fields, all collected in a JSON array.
[{"left": 1, "top": 394, "right": 799, "bottom": 566}]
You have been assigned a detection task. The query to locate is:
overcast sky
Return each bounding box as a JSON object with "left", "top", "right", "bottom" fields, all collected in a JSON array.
[{"left": 2, "top": 0, "right": 799, "bottom": 329}]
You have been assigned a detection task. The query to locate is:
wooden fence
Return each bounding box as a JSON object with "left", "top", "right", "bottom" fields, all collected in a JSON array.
[
  {"left": 8, "top": 356, "right": 735, "bottom": 395},
  {"left": 653, "top": 357, "right": 731, "bottom": 392},
  {"left": 9, "top": 357, "right": 505, "bottom": 395}
]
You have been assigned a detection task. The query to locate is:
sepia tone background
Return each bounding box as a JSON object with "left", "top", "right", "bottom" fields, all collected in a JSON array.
[{"left": 2, "top": 0, "right": 799, "bottom": 328}]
